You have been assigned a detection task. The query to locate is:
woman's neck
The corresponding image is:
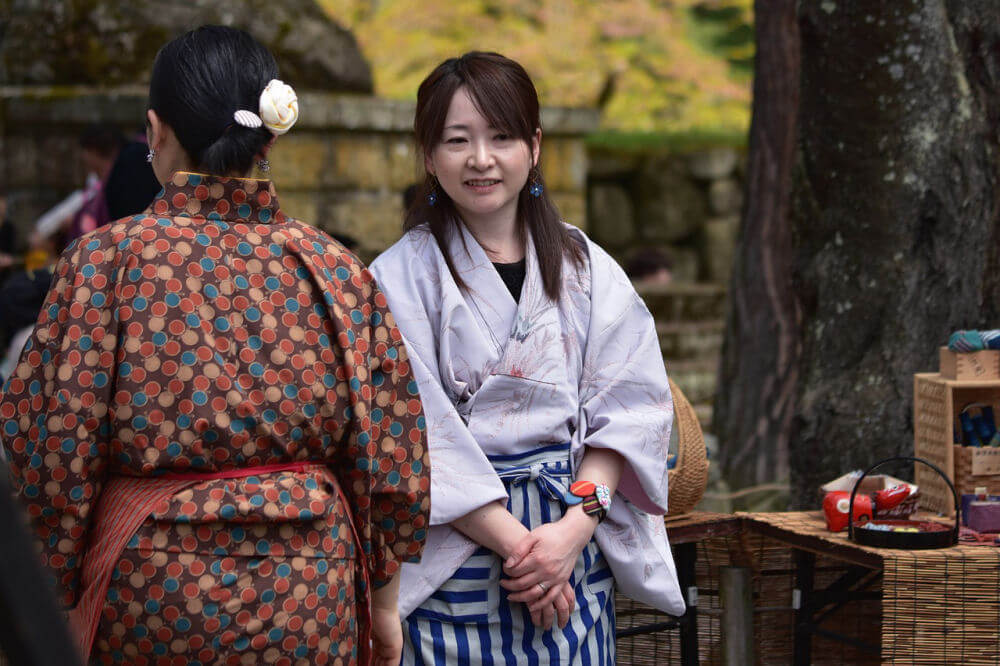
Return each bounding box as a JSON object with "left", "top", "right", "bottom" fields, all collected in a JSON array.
[{"left": 460, "top": 209, "right": 524, "bottom": 263}]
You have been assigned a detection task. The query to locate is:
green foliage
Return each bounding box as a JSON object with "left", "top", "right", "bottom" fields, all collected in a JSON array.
[
  {"left": 318, "top": 0, "right": 753, "bottom": 134},
  {"left": 586, "top": 127, "right": 747, "bottom": 154},
  {"left": 687, "top": 0, "right": 754, "bottom": 76}
]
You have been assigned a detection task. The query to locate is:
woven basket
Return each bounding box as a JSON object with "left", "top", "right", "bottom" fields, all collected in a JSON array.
[{"left": 667, "top": 378, "right": 709, "bottom": 516}]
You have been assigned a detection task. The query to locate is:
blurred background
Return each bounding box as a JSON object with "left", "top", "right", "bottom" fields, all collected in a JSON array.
[{"left": 0, "top": 0, "right": 756, "bottom": 510}]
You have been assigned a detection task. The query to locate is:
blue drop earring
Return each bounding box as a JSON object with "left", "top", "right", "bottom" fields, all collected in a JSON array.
[
  {"left": 427, "top": 176, "right": 439, "bottom": 206},
  {"left": 528, "top": 168, "right": 543, "bottom": 197}
]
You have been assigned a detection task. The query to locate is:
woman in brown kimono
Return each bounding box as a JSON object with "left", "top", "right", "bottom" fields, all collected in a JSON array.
[{"left": 0, "top": 26, "right": 429, "bottom": 666}]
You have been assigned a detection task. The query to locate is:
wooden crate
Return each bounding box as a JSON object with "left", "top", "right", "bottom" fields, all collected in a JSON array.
[
  {"left": 939, "top": 347, "right": 1000, "bottom": 381},
  {"left": 913, "top": 373, "right": 1000, "bottom": 515}
]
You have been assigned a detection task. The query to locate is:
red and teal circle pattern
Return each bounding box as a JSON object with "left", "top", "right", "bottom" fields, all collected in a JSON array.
[{"left": 0, "top": 172, "right": 431, "bottom": 664}]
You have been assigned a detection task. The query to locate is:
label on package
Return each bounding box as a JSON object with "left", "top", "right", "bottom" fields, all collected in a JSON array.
[{"left": 971, "top": 447, "right": 1000, "bottom": 476}]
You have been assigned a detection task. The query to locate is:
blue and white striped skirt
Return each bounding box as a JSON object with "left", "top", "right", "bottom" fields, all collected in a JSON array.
[{"left": 402, "top": 443, "right": 615, "bottom": 665}]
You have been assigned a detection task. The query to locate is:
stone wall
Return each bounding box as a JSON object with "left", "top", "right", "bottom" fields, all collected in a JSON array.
[
  {"left": 587, "top": 145, "right": 745, "bottom": 285},
  {"left": 586, "top": 143, "right": 746, "bottom": 431},
  {"left": 0, "top": 87, "right": 597, "bottom": 262}
]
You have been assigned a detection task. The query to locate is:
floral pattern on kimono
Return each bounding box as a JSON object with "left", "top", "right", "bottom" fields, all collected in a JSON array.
[{"left": 371, "top": 221, "right": 684, "bottom": 618}]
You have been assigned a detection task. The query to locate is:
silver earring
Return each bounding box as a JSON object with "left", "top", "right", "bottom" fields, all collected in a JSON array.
[
  {"left": 257, "top": 159, "right": 270, "bottom": 173},
  {"left": 146, "top": 149, "right": 154, "bottom": 163}
]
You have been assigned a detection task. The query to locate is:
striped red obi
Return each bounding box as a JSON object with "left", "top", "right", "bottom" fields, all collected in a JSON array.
[{"left": 68, "top": 462, "right": 371, "bottom": 663}]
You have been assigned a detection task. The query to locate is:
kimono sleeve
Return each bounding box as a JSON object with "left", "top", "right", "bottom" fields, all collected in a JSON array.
[
  {"left": 335, "top": 270, "right": 432, "bottom": 588},
  {"left": 0, "top": 236, "right": 117, "bottom": 608},
  {"left": 578, "top": 244, "right": 673, "bottom": 515},
  {"left": 370, "top": 248, "right": 508, "bottom": 527}
]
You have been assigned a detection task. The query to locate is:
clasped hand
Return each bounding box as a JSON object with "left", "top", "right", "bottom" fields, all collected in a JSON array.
[{"left": 500, "top": 510, "right": 597, "bottom": 630}]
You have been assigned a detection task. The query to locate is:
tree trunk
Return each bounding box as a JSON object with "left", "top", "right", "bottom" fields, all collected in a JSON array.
[
  {"left": 715, "top": 0, "right": 801, "bottom": 491},
  {"left": 790, "top": 0, "right": 1000, "bottom": 506},
  {"left": 718, "top": 0, "right": 1000, "bottom": 506}
]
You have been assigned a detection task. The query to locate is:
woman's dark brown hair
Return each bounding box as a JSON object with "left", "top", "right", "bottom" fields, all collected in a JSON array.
[{"left": 404, "top": 51, "right": 583, "bottom": 300}]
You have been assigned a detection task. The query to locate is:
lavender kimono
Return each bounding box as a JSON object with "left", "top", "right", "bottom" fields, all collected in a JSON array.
[{"left": 371, "top": 222, "right": 685, "bottom": 620}]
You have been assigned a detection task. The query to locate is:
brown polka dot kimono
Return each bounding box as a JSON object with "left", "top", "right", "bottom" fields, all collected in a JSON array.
[{"left": 0, "top": 172, "right": 431, "bottom": 665}]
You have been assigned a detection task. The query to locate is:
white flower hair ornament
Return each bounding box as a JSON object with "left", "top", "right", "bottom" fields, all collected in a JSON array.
[
  {"left": 258, "top": 79, "right": 298, "bottom": 135},
  {"left": 231, "top": 79, "right": 299, "bottom": 136}
]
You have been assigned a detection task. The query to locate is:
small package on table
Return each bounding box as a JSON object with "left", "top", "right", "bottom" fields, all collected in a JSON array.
[
  {"left": 965, "top": 487, "right": 1000, "bottom": 532},
  {"left": 820, "top": 471, "right": 919, "bottom": 519}
]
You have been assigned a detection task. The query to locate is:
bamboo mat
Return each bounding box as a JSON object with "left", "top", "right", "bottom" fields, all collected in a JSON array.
[
  {"left": 743, "top": 511, "right": 1000, "bottom": 665},
  {"left": 616, "top": 524, "right": 881, "bottom": 664}
]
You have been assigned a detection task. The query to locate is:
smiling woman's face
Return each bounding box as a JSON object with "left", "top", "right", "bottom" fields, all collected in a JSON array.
[{"left": 427, "top": 86, "right": 539, "bottom": 230}]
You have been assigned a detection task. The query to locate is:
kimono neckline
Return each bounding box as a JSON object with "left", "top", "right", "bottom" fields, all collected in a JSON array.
[
  {"left": 148, "top": 171, "right": 287, "bottom": 225},
  {"left": 446, "top": 221, "right": 548, "bottom": 357}
]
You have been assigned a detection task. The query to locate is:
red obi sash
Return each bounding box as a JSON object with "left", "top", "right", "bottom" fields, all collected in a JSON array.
[{"left": 68, "top": 463, "right": 372, "bottom": 664}]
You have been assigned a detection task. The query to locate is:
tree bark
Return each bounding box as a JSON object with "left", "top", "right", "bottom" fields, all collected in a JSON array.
[
  {"left": 789, "top": 0, "right": 1000, "bottom": 506},
  {"left": 715, "top": 0, "right": 801, "bottom": 491},
  {"left": 718, "top": 0, "right": 1000, "bottom": 505}
]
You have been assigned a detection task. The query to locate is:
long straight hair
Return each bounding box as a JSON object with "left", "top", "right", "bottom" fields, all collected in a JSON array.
[{"left": 404, "top": 51, "right": 583, "bottom": 301}]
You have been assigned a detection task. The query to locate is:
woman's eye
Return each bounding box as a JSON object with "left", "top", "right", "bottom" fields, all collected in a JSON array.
[
  {"left": 445, "top": 137, "right": 466, "bottom": 144},
  {"left": 494, "top": 134, "right": 511, "bottom": 141}
]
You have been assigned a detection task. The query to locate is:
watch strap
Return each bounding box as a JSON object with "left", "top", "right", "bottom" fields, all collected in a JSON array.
[
  {"left": 571, "top": 480, "right": 610, "bottom": 520},
  {"left": 581, "top": 495, "right": 606, "bottom": 517}
]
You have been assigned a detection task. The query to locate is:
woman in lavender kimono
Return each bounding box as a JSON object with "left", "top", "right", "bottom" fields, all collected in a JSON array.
[{"left": 370, "top": 52, "right": 684, "bottom": 665}]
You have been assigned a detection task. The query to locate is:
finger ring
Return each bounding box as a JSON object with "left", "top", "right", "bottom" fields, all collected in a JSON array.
[{"left": 537, "top": 582, "right": 548, "bottom": 593}]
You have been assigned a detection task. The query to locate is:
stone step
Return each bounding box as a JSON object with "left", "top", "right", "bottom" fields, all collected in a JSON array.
[
  {"left": 666, "top": 358, "right": 718, "bottom": 405},
  {"left": 657, "top": 319, "right": 725, "bottom": 361},
  {"left": 637, "top": 282, "right": 728, "bottom": 323}
]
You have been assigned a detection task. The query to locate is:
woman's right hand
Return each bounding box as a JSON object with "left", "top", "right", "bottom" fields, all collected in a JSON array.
[
  {"left": 372, "top": 604, "right": 404, "bottom": 665},
  {"left": 528, "top": 581, "right": 576, "bottom": 630}
]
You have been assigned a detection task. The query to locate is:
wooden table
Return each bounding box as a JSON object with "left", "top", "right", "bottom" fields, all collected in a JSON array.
[
  {"left": 741, "top": 511, "right": 1000, "bottom": 665},
  {"left": 666, "top": 512, "right": 743, "bottom": 664},
  {"left": 616, "top": 512, "right": 742, "bottom": 665}
]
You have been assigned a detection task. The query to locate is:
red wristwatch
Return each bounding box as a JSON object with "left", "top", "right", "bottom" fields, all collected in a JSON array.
[{"left": 568, "top": 480, "right": 611, "bottom": 520}]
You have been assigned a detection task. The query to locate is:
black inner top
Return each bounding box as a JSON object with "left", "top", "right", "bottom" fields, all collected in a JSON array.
[{"left": 493, "top": 259, "right": 527, "bottom": 302}]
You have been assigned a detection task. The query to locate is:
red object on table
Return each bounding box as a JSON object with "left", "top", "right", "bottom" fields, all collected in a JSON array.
[
  {"left": 874, "top": 483, "right": 916, "bottom": 512},
  {"left": 823, "top": 490, "right": 874, "bottom": 532}
]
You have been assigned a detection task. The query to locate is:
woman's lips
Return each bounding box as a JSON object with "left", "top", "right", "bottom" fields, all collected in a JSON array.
[{"left": 464, "top": 178, "right": 501, "bottom": 193}]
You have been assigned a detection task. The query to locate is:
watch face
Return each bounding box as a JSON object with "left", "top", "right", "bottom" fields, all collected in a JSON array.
[{"left": 595, "top": 483, "right": 611, "bottom": 510}]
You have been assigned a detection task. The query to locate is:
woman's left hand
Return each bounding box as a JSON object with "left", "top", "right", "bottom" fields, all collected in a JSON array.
[
  {"left": 371, "top": 605, "right": 404, "bottom": 665},
  {"left": 500, "top": 508, "right": 598, "bottom": 608}
]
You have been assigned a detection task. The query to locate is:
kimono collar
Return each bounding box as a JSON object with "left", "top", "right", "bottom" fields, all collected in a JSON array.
[
  {"left": 444, "top": 221, "right": 548, "bottom": 354},
  {"left": 149, "top": 171, "right": 287, "bottom": 224}
]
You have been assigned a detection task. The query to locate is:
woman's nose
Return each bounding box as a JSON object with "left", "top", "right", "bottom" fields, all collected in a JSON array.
[{"left": 467, "top": 140, "right": 495, "bottom": 169}]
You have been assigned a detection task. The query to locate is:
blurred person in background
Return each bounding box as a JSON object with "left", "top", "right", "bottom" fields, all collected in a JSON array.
[
  {"left": 624, "top": 247, "right": 674, "bottom": 287},
  {"left": 0, "top": 194, "right": 15, "bottom": 273},
  {"left": 104, "top": 128, "right": 163, "bottom": 221},
  {"left": 1, "top": 25, "right": 429, "bottom": 666},
  {"left": 0, "top": 126, "right": 162, "bottom": 385},
  {"left": 26, "top": 124, "right": 124, "bottom": 260},
  {"left": 68, "top": 124, "right": 124, "bottom": 240}
]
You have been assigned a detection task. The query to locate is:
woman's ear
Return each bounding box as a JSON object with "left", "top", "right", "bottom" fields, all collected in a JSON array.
[
  {"left": 256, "top": 135, "right": 277, "bottom": 160},
  {"left": 146, "top": 109, "right": 165, "bottom": 151},
  {"left": 424, "top": 154, "right": 435, "bottom": 177},
  {"left": 531, "top": 128, "right": 542, "bottom": 168}
]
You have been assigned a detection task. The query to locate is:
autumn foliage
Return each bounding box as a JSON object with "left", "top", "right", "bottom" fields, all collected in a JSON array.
[{"left": 319, "top": 0, "right": 752, "bottom": 134}]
